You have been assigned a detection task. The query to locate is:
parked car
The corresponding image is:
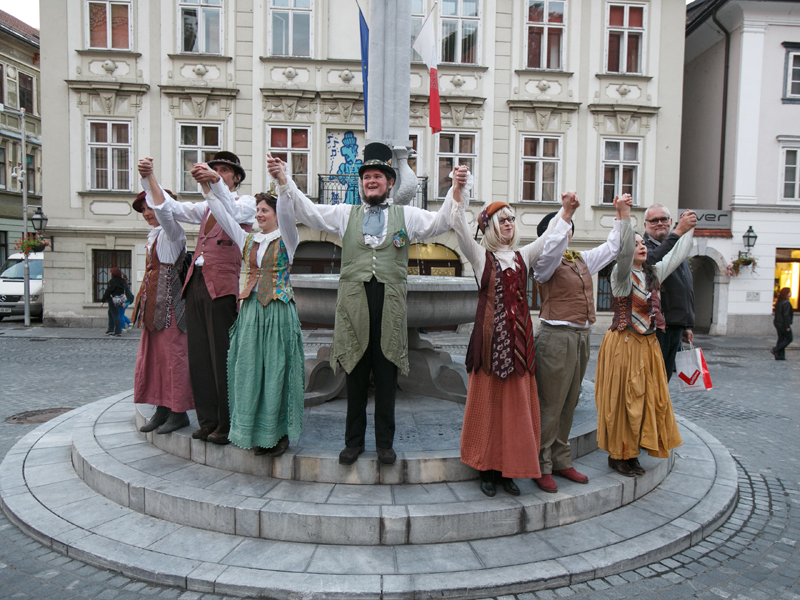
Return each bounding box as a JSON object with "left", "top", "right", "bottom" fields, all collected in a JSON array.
[{"left": 0, "top": 252, "right": 44, "bottom": 321}]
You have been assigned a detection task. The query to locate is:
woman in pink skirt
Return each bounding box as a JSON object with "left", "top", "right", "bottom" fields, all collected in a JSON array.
[{"left": 132, "top": 158, "right": 194, "bottom": 433}]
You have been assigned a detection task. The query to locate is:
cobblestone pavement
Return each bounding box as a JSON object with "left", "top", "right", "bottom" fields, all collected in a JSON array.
[{"left": 0, "top": 320, "right": 798, "bottom": 599}]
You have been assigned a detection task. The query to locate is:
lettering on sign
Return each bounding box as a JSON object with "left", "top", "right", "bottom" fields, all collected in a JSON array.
[{"left": 679, "top": 209, "right": 731, "bottom": 230}]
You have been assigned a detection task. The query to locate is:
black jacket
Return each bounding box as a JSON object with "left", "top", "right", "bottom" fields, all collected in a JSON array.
[
  {"left": 644, "top": 232, "right": 695, "bottom": 328},
  {"left": 101, "top": 276, "right": 126, "bottom": 303},
  {"left": 774, "top": 299, "right": 794, "bottom": 329}
]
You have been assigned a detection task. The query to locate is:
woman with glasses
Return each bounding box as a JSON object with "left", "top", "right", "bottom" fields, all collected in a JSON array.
[
  {"left": 450, "top": 165, "right": 576, "bottom": 497},
  {"left": 594, "top": 219, "right": 695, "bottom": 477}
]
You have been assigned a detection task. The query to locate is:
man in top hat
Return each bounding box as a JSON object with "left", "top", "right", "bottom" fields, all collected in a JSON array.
[
  {"left": 268, "top": 142, "right": 464, "bottom": 466},
  {"left": 531, "top": 194, "right": 633, "bottom": 494},
  {"left": 157, "top": 151, "right": 256, "bottom": 445}
]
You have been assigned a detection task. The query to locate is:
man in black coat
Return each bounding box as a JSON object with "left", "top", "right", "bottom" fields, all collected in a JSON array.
[{"left": 643, "top": 205, "right": 697, "bottom": 380}]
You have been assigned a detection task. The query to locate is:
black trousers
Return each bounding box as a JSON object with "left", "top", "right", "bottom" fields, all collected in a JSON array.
[
  {"left": 774, "top": 326, "right": 793, "bottom": 359},
  {"left": 344, "top": 278, "right": 398, "bottom": 450},
  {"left": 184, "top": 268, "right": 237, "bottom": 434},
  {"left": 106, "top": 304, "right": 121, "bottom": 335},
  {"left": 656, "top": 325, "right": 684, "bottom": 381}
]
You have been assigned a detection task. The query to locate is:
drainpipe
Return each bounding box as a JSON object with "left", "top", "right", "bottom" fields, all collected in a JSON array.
[{"left": 711, "top": 8, "right": 730, "bottom": 211}]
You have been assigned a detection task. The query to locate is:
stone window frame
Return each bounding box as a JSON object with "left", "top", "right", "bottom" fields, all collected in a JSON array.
[
  {"left": 603, "top": 2, "right": 647, "bottom": 76},
  {"left": 599, "top": 137, "right": 641, "bottom": 205},
  {"left": 92, "top": 249, "right": 132, "bottom": 303},
  {"left": 268, "top": 0, "right": 314, "bottom": 59},
  {"left": 435, "top": 130, "right": 477, "bottom": 199},
  {"left": 86, "top": 0, "right": 132, "bottom": 51},
  {"left": 782, "top": 43, "right": 800, "bottom": 104},
  {"left": 518, "top": 133, "right": 563, "bottom": 203},
  {"left": 178, "top": 0, "right": 224, "bottom": 55},
  {"left": 176, "top": 121, "right": 222, "bottom": 194},
  {"left": 85, "top": 119, "right": 133, "bottom": 193},
  {"left": 525, "top": 0, "right": 568, "bottom": 71},
  {"left": 0, "top": 145, "right": 6, "bottom": 190},
  {"left": 267, "top": 124, "right": 312, "bottom": 195},
  {"left": 779, "top": 140, "right": 800, "bottom": 204},
  {"left": 440, "top": 0, "right": 480, "bottom": 65}
]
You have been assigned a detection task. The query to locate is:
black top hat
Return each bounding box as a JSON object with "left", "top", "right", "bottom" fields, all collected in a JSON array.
[
  {"left": 358, "top": 142, "right": 396, "bottom": 181},
  {"left": 537, "top": 211, "right": 575, "bottom": 237},
  {"left": 207, "top": 151, "right": 246, "bottom": 183}
]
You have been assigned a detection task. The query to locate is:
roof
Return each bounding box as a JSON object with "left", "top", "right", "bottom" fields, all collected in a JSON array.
[
  {"left": 687, "top": 0, "right": 800, "bottom": 35},
  {"left": 0, "top": 10, "right": 39, "bottom": 47}
]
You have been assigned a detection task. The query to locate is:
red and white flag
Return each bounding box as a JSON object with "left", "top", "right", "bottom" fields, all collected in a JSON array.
[{"left": 412, "top": 7, "right": 442, "bottom": 134}]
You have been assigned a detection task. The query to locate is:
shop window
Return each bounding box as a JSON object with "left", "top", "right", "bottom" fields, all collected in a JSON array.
[
  {"left": 93, "top": 249, "right": 132, "bottom": 302},
  {"left": 408, "top": 243, "right": 462, "bottom": 276},
  {"left": 775, "top": 248, "right": 800, "bottom": 311}
]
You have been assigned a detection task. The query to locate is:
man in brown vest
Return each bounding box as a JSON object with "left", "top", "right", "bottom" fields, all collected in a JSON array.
[
  {"left": 532, "top": 194, "right": 633, "bottom": 493},
  {"left": 160, "top": 151, "right": 256, "bottom": 445}
]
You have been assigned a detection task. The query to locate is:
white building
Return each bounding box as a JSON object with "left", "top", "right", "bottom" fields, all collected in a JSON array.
[
  {"left": 41, "top": 0, "right": 687, "bottom": 328},
  {"left": 682, "top": 0, "right": 800, "bottom": 335}
]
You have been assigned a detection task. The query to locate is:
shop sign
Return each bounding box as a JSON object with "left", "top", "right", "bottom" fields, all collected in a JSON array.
[{"left": 679, "top": 209, "right": 731, "bottom": 229}]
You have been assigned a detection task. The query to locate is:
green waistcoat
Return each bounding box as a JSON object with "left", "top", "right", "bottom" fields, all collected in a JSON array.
[{"left": 331, "top": 204, "right": 410, "bottom": 376}]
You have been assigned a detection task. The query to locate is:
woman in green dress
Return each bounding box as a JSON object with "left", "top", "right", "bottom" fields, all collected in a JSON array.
[{"left": 202, "top": 162, "right": 304, "bottom": 456}]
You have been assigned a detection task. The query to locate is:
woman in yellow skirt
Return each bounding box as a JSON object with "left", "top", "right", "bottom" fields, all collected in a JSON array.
[{"left": 595, "top": 218, "right": 695, "bottom": 476}]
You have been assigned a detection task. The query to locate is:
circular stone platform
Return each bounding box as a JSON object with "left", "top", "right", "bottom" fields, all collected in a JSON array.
[{"left": 0, "top": 391, "right": 738, "bottom": 599}]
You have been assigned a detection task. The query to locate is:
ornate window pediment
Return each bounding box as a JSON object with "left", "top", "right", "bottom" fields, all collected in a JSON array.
[
  {"left": 507, "top": 99, "right": 580, "bottom": 133},
  {"left": 588, "top": 103, "right": 658, "bottom": 136},
  {"left": 66, "top": 80, "right": 149, "bottom": 117},
  {"left": 159, "top": 85, "right": 238, "bottom": 120}
]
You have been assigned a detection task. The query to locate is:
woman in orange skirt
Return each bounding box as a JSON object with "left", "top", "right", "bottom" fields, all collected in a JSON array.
[
  {"left": 595, "top": 226, "right": 695, "bottom": 476},
  {"left": 450, "top": 165, "right": 577, "bottom": 496}
]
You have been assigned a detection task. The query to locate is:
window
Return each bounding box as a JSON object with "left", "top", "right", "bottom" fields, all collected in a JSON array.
[
  {"left": 270, "top": 0, "right": 312, "bottom": 58},
  {"left": 0, "top": 147, "right": 5, "bottom": 189},
  {"left": 786, "top": 52, "right": 800, "bottom": 99},
  {"left": 526, "top": 268, "right": 541, "bottom": 310},
  {"left": 26, "top": 154, "right": 35, "bottom": 194},
  {"left": 596, "top": 263, "right": 614, "bottom": 311},
  {"left": 268, "top": 126, "right": 310, "bottom": 194},
  {"left": 87, "top": 121, "right": 132, "bottom": 191},
  {"left": 180, "top": 0, "right": 222, "bottom": 54},
  {"left": 601, "top": 138, "right": 639, "bottom": 204},
  {"left": 411, "top": 0, "right": 426, "bottom": 62},
  {"left": 87, "top": 1, "right": 130, "bottom": 50},
  {"left": 0, "top": 231, "right": 7, "bottom": 265},
  {"left": 93, "top": 249, "right": 131, "bottom": 302},
  {"left": 0, "top": 66, "right": 4, "bottom": 108},
  {"left": 18, "top": 73, "right": 34, "bottom": 114},
  {"left": 526, "top": 1, "right": 565, "bottom": 70},
  {"left": 178, "top": 123, "right": 221, "bottom": 193},
  {"left": 606, "top": 3, "right": 645, "bottom": 74},
  {"left": 441, "top": 0, "right": 479, "bottom": 64},
  {"left": 782, "top": 146, "right": 800, "bottom": 201},
  {"left": 521, "top": 135, "right": 560, "bottom": 202},
  {"left": 437, "top": 131, "right": 476, "bottom": 198}
]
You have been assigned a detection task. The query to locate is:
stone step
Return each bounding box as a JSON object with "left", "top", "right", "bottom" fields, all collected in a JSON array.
[
  {"left": 134, "top": 388, "right": 599, "bottom": 485},
  {"left": 79, "top": 395, "right": 670, "bottom": 546},
  {"left": 0, "top": 393, "right": 738, "bottom": 599}
]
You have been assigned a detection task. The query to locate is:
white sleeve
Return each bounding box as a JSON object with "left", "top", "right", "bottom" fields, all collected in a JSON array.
[
  {"left": 529, "top": 210, "right": 571, "bottom": 282},
  {"left": 276, "top": 188, "right": 300, "bottom": 263},
  {"left": 580, "top": 219, "right": 628, "bottom": 276},
  {"left": 611, "top": 224, "right": 636, "bottom": 297},
  {"left": 655, "top": 230, "right": 694, "bottom": 283},
  {"left": 403, "top": 184, "right": 464, "bottom": 241},
  {"left": 203, "top": 187, "right": 248, "bottom": 250},
  {"left": 207, "top": 179, "right": 256, "bottom": 224},
  {"left": 149, "top": 192, "right": 186, "bottom": 247},
  {"left": 160, "top": 196, "right": 208, "bottom": 224},
  {"left": 450, "top": 200, "right": 486, "bottom": 280},
  {"left": 278, "top": 179, "right": 351, "bottom": 238}
]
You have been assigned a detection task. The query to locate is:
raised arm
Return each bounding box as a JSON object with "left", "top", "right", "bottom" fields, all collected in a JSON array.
[
  {"left": 190, "top": 163, "right": 256, "bottom": 224},
  {"left": 581, "top": 193, "right": 633, "bottom": 275},
  {"left": 275, "top": 184, "right": 299, "bottom": 263},
  {"left": 646, "top": 210, "right": 696, "bottom": 264},
  {"left": 268, "top": 154, "right": 350, "bottom": 239},
  {"left": 404, "top": 168, "right": 472, "bottom": 241},
  {"left": 611, "top": 208, "right": 636, "bottom": 297},
  {"left": 137, "top": 158, "right": 186, "bottom": 249},
  {"left": 654, "top": 229, "right": 694, "bottom": 283},
  {"left": 449, "top": 166, "right": 485, "bottom": 277}
]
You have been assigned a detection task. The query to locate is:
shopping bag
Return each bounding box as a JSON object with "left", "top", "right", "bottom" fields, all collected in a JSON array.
[{"left": 675, "top": 345, "right": 713, "bottom": 392}]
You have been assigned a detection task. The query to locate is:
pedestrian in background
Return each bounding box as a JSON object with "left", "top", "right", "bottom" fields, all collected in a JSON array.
[
  {"left": 119, "top": 274, "right": 133, "bottom": 332},
  {"left": 643, "top": 205, "right": 697, "bottom": 379},
  {"left": 101, "top": 267, "right": 126, "bottom": 337},
  {"left": 773, "top": 287, "right": 793, "bottom": 361}
]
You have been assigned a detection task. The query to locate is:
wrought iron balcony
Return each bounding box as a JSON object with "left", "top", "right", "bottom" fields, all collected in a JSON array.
[{"left": 317, "top": 174, "right": 428, "bottom": 210}]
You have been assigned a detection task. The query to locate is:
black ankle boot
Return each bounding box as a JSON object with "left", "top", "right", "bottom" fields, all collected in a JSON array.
[
  {"left": 140, "top": 406, "right": 170, "bottom": 433},
  {"left": 156, "top": 411, "right": 190, "bottom": 434},
  {"left": 479, "top": 470, "right": 496, "bottom": 497}
]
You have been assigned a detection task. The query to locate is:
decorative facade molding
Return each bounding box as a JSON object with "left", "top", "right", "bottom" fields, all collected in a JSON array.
[
  {"left": 507, "top": 99, "right": 581, "bottom": 133},
  {"left": 588, "top": 103, "right": 660, "bottom": 136},
  {"left": 159, "top": 85, "right": 238, "bottom": 119},
  {"left": 318, "top": 91, "right": 364, "bottom": 125},
  {"left": 260, "top": 88, "right": 317, "bottom": 122},
  {"left": 439, "top": 95, "right": 485, "bottom": 128},
  {"left": 66, "top": 80, "right": 149, "bottom": 117}
]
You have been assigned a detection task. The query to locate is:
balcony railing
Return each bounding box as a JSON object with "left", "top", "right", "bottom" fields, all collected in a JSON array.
[{"left": 317, "top": 174, "right": 428, "bottom": 210}]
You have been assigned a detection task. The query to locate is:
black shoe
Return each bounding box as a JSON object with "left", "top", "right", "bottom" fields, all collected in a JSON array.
[
  {"left": 262, "top": 435, "right": 290, "bottom": 457},
  {"left": 207, "top": 431, "right": 230, "bottom": 445},
  {"left": 192, "top": 427, "right": 215, "bottom": 441},
  {"left": 627, "top": 458, "right": 646, "bottom": 475},
  {"left": 339, "top": 445, "right": 365, "bottom": 465},
  {"left": 377, "top": 447, "right": 396, "bottom": 465},
  {"left": 608, "top": 456, "right": 636, "bottom": 477},
  {"left": 156, "top": 412, "right": 190, "bottom": 435},
  {"left": 502, "top": 478, "right": 520, "bottom": 496},
  {"left": 480, "top": 480, "right": 496, "bottom": 497},
  {"left": 139, "top": 406, "right": 170, "bottom": 433},
  {"left": 771, "top": 348, "right": 777, "bottom": 357},
  {"left": 104, "top": 331, "right": 113, "bottom": 336}
]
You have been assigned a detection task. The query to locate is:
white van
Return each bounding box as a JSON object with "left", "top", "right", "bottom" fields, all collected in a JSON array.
[{"left": 0, "top": 252, "right": 44, "bottom": 321}]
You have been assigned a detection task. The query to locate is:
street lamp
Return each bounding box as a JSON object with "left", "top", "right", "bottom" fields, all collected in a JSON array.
[
  {"left": 30, "top": 207, "right": 47, "bottom": 233},
  {"left": 740, "top": 226, "right": 757, "bottom": 259}
]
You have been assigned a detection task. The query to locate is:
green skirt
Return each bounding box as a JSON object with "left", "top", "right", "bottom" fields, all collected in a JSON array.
[{"left": 227, "top": 297, "right": 305, "bottom": 450}]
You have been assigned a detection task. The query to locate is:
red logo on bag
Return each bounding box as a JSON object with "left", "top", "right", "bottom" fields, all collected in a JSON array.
[{"left": 679, "top": 370, "right": 701, "bottom": 386}]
